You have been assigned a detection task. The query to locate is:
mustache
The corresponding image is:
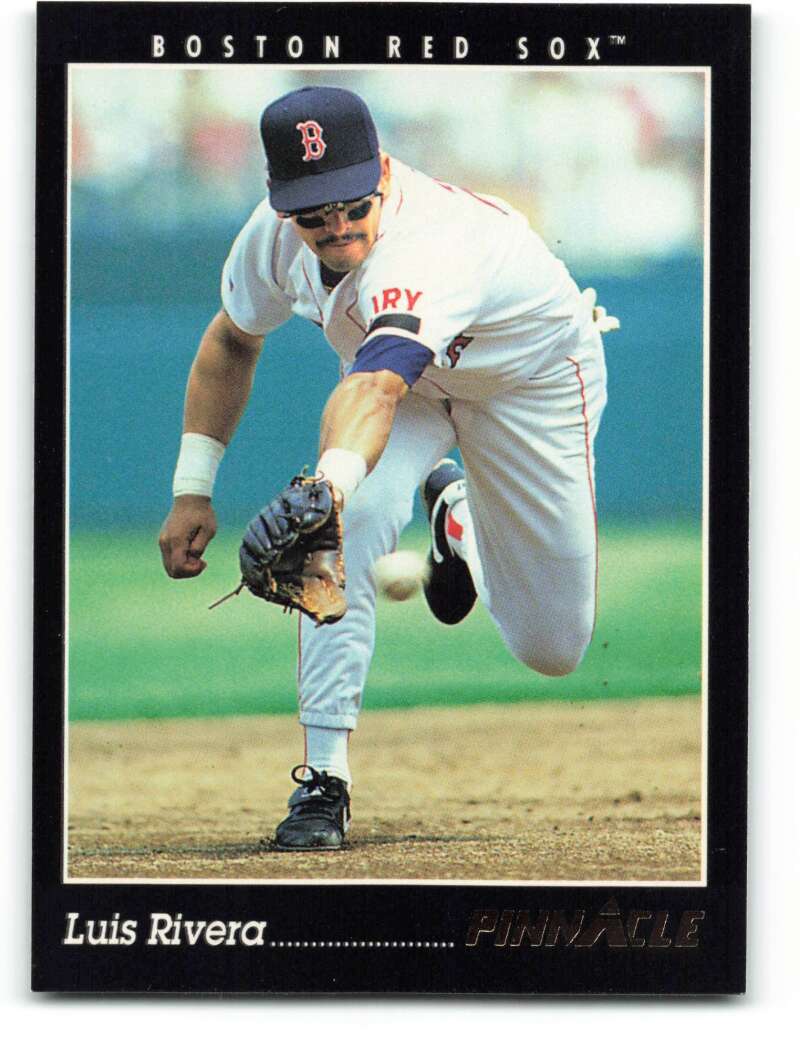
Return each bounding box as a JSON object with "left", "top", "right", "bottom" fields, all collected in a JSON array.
[{"left": 317, "top": 233, "right": 367, "bottom": 247}]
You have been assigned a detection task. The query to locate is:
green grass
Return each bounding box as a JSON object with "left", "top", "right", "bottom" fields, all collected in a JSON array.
[{"left": 67, "top": 522, "right": 702, "bottom": 721}]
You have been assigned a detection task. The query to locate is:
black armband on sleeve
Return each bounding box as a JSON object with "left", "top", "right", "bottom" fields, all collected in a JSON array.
[{"left": 349, "top": 334, "right": 433, "bottom": 387}]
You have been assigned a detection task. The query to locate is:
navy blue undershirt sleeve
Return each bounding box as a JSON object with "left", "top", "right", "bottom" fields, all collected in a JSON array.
[{"left": 348, "top": 334, "right": 434, "bottom": 387}]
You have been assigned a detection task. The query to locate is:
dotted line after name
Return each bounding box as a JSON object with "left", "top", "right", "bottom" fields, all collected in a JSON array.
[{"left": 269, "top": 940, "right": 455, "bottom": 949}]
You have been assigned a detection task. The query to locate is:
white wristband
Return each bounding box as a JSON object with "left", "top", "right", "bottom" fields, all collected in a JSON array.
[
  {"left": 316, "top": 448, "right": 367, "bottom": 505},
  {"left": 172, "top": 432, "right": 226, "bottom": 498}
]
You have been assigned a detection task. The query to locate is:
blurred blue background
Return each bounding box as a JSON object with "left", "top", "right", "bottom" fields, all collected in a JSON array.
[{"left": 69, "top": 67, "right": 705, "bottom": 528}]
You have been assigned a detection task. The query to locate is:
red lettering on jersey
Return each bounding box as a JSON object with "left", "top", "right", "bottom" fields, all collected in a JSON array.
[
  {"left": 445, "top": 334, "right": 473, "bottom": 368},
  {"left": 296, "top": 120, "right": 326, "bottom": 161},
  {"left": 372, "top": 288, "right": 423, "bottom": 313},
  {"left": 381, "top": 287, "right": 402, "bottom": 310}
]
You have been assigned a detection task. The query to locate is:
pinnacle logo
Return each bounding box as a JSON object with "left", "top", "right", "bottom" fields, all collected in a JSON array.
[
  {"left": 466, "top": 900, "right": 705, "bottom": 949},
  {"left": 296, "top": 120, "right": 326, "bottom": 161}
]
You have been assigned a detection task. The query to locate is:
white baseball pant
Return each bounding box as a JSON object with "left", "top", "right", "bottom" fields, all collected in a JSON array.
[{"left": 297, "top": 330, "right": 607, "bottom": 730}]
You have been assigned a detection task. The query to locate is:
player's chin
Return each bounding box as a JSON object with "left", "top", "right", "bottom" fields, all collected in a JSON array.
[{"left": 318, "top": 239, "right": 368, "bottom": 270}]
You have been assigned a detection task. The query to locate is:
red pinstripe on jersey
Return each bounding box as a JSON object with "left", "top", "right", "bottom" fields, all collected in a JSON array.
[
  {"left": 301, "top": 258, "right": 324, "bottom": 324},
  {"left": 417, "top": 374, "right": 450, "bottom": 398},
  {"left": 462, "top": 188, "right": 509, "bottom": 215},
  {"left": 271, "top": 223, "right": 285, "bottom": 285},
  {"left": 434, "top": 178, "right": 509, "bottom": 215},
  {"left": 345, "top": 295, "right": 367, "bottom": 334},
  {"left": 567, "top": 355, "right": 599, "bottom": 633},
  {"left": 375, "top": 186, "right": 403, "bottom": 245}
]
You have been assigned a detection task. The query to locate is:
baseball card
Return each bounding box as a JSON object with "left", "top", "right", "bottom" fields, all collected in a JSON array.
[{"left": 32, "top": 1, "right": 750, "bottom": 994}]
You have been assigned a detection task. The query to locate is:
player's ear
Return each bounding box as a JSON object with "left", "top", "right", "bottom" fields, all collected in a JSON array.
[{"left": 378, "top": 152, "right": 391, "bottom": 192}]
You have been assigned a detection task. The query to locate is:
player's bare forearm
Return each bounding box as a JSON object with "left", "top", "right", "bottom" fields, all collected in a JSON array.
[
  {"left": 159, "top": 311, "right": 261, "bottom": 579},
  {"left": 183, "top": 310, "right": 264, "bottom": 444},
  {"left": 319, "top": 370, "right": 409, "bottom": 473}
]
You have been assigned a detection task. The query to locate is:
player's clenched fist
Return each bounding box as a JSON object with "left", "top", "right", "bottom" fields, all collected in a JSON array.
[{"left": 159, "top": 495, "right": 218, "bottom": 578}]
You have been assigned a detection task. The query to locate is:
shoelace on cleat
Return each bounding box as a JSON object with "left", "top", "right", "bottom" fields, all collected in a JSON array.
[{"left": 289, "top": 765, "right": 347, "bottom": 816}]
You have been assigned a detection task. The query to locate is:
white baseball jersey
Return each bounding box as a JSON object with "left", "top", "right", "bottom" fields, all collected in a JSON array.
[
  {"left": 220, "top": 157, "right": 609, "bottom": 730},
  {"left": 221, "top": 158, "right": 594, "bottom": 400}
]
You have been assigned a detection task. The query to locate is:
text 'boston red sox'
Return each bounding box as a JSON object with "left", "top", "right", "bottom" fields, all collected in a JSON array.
[{"left": 150, "top": 33, "right": 621, "bottom": 63}]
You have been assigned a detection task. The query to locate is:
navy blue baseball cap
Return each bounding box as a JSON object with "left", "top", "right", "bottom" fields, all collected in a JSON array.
[{"left": 260, "top": 86, "right": 381, "bottom": 213}]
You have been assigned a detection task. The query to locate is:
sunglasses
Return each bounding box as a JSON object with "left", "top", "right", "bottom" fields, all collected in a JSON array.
[{"left": 287, "top": 192, "right": 382, "bottom": 229}]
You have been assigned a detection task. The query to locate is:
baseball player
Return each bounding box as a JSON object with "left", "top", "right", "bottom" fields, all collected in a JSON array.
[{"left": 159, "top": 86, "right": 616, "bottom": 851}]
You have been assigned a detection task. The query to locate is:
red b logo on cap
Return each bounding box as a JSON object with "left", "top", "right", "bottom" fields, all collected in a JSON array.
[{"left": 296, "top": 121, "right": 326, "bottom": 161}]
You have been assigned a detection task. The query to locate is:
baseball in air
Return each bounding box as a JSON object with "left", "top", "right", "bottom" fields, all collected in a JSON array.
[{"left": 373, "top": 551, "right": 430, "bottom": 601}]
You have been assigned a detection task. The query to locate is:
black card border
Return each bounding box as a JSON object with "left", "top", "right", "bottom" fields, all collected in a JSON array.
[{"left": 32, "top": 1, "right": 751, "bottom": 995}]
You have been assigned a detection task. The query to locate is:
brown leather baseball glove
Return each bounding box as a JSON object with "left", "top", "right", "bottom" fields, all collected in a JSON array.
[{"left": 238, "top": 474, "right": 346, "bottom": 626}]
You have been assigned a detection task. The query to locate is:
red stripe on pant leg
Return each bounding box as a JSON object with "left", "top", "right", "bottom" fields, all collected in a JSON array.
[
  {"left": 296, "top": 615, "right": 303, "bottom": 708},
  {"left": 298, "top": 617, "right": 306, "bottom": 766},
  {"left": 567, "top": 356, "right": 599, "bottom": 634}
]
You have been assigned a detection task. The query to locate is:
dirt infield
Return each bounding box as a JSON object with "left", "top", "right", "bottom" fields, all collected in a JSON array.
[{"left": 67, "top": 697, "right": 701, "bottom": 882}]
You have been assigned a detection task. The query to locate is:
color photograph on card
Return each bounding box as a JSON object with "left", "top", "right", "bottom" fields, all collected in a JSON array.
[{"left": 66, "top": 63, "right": 706, "bottom": 885}]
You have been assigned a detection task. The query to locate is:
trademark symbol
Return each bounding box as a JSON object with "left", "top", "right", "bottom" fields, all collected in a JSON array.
[{"left": 610, "top": 35, "right": 627, "bottom": 46}]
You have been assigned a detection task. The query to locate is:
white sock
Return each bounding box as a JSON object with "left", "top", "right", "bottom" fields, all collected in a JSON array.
[
  {"left": 444, "top": 497, "right": 489, "bottom": 606},
  {"left": 304, "top": 725, "right": 352, "bottom": 786}
]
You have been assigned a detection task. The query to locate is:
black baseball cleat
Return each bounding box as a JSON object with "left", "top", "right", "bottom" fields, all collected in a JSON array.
[
  {"left": 420, "top": 458, "right": 478, "bottom": 625},
  {"left": 273, "top": 765, "right": 351, "bottom": 851}
]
